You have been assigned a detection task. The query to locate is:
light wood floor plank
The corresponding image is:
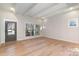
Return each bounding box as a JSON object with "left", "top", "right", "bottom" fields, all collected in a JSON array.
[{"left": 0, "top": 37, "right": 79, "bottom": 56}]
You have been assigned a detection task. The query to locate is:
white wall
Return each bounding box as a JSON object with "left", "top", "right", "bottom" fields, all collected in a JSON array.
[
  {"left": 16, "top": 15, "right": 41, "bottom": 41},
  {"left": 0, "top": 10, "right": 41, "bottom": 44},
  {"left": 0, "top": 10, "right": 18, "bottom": 43},
  {"left": 44, "top": 10, "right": 79, "bottom": 44}
]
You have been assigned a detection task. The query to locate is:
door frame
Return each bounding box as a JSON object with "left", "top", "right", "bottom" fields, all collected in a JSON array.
[{"left": 5, "top": 21, "right": 17, "bottom": 42}]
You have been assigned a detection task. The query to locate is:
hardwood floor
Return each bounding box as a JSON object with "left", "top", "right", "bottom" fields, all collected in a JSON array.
[{"left": 0, "top": 37, "right": 79, "bottom": 56}]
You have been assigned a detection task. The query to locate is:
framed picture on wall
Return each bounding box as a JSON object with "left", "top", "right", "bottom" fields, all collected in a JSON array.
[{"left": 68, "top": 18, "right": 78, "bottom": 28}]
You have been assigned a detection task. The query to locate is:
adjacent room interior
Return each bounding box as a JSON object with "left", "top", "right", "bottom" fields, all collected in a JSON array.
[{"left": 0, "top": 3, "right": 79, "bottom": 56}]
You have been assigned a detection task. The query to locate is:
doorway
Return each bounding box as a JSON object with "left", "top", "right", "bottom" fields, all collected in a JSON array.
[{"left": 5, "top": 21, "right": 17, "bottom": 42}]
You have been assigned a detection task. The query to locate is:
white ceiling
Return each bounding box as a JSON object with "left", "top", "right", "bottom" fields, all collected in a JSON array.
[{"left": 0, "top": 3, "right": 79, "bottom": 19}]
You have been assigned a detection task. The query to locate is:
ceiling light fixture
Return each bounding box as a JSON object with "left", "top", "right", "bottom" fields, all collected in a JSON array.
[
  {"left": 41, "top": 17, "right": 47, "bottom": 22},
  {"left": 10, "top": 7, "right": 15, "bottom": 12},
  {"left": 69, "top": 7, "right": 74, "bottom": 10}
]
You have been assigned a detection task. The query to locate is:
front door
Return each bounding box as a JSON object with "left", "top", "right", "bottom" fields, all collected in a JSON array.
[{"left": 5, "top": 21, "right": 17, "bottom": 42}]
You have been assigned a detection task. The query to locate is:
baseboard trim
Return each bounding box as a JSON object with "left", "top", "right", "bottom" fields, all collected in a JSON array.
[
  {"left": 44, "top": 36, "right": 79, "bottom": 44},
  {"left": 0, "top": 43, "right": 5, "bottom": 48},
  {"left": 0, "top": 36, "right": 79, "bottom": 48},
  {"left": 0, "top": 36, "right": 43, "bottom": 47}
]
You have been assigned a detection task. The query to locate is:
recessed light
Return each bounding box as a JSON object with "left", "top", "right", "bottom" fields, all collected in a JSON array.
[
  {"left": 69, "top": 7, "right": 73, "bottom": 10},
  {"left": 41, "top": 17, "right": 47, "bottom": 22},
  {"left": 10, "top": 7, "right": 15, "bottom": 12}
]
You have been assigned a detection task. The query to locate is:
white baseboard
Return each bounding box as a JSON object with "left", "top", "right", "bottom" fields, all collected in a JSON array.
[
  {"left": 44, "top": 36, "right": 79, "bottom": 44},
  {"left": 17, "top": 35, "right": 43, "bottom": 41}
]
